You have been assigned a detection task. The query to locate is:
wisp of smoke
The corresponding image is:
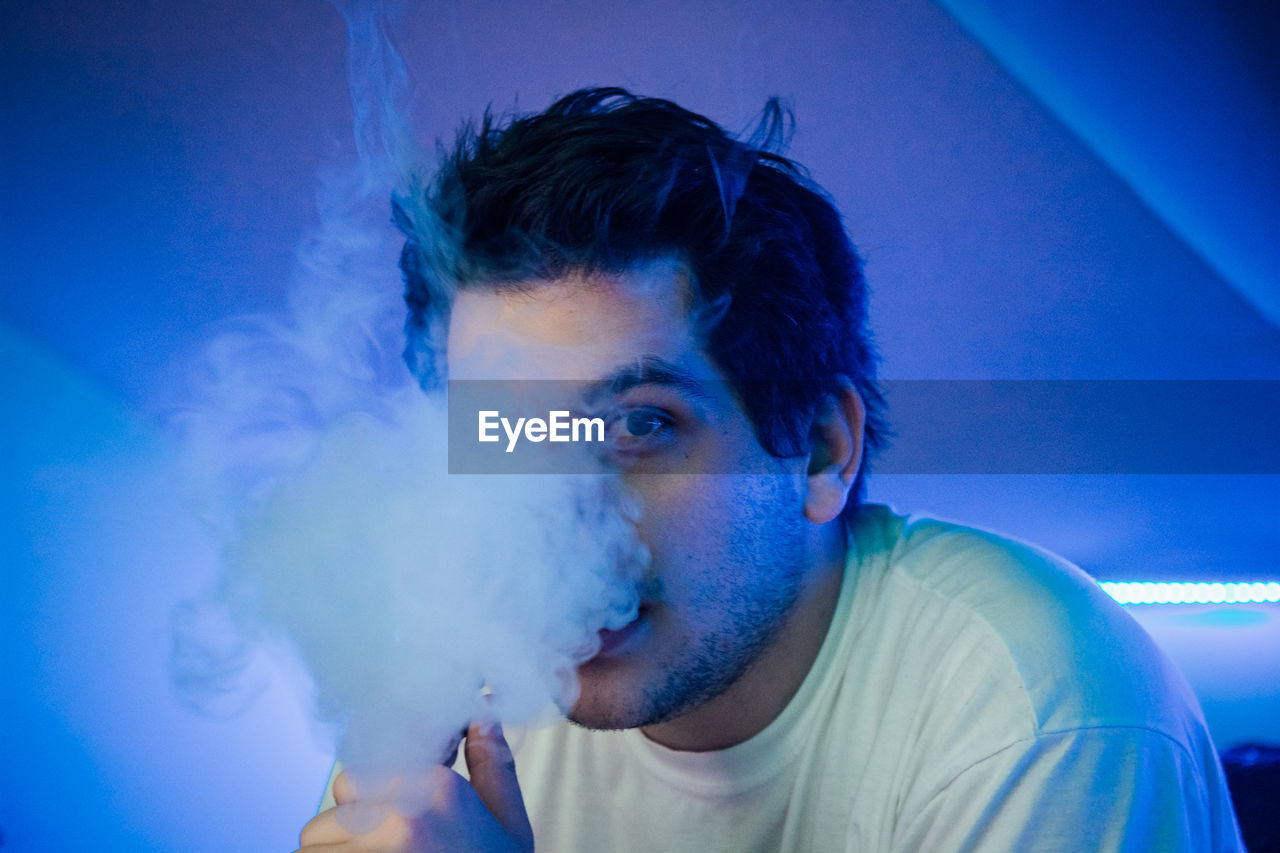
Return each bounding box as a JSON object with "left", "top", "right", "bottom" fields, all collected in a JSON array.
[{"left": 169, "top": 0, "right": 649, "bottom": 820}]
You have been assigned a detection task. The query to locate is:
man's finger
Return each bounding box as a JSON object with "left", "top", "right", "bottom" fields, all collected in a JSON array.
[
  {"left": 464, "top": 721, "right": 535, "bottom": 848},
  {"left": 332, "top": 769, "right": 356, "bottom": 806},
  {"left": 298, "top": 803, "right": 412, "bottom": 850},
  {"left": 298, "top": 809, "right": 349, "bottom": 847}
]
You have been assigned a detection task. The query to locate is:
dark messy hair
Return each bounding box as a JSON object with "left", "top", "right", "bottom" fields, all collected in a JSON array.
[{"left": 395, "top": 86, "right": 887, "bottom": 510}]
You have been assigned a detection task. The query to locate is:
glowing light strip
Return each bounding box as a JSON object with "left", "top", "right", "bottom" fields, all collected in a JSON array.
[{"left": 1100, "top": 581, "right": 1280, "bottom": 605}]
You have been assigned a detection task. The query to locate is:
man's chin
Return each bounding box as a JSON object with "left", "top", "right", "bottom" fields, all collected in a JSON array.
[
  {"left": 565, "top": 704, "right": 641, "bottom": 731},
  {"left": 565, "top": 663, "right": 666, "bottom": 730},
  {"left": 565, "top": 711, "right": 629, "bottom": 731},
  {"left": 565, "top": 683, "right": 647, "bottom": 731}
]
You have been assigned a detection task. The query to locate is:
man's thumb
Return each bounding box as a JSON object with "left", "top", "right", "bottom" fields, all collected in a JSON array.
[{"left": 464, "top": 720, "right": 534, "bottom": 847}]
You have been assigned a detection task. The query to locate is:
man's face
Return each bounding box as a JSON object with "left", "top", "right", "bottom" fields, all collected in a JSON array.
[{"left": 446, "top": 258, "right": 817, "bottom": 731}]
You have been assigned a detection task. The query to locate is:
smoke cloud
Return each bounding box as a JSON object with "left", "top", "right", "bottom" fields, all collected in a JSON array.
[{"left": 168, "top": 0, "right": 648, "bottom": 819}]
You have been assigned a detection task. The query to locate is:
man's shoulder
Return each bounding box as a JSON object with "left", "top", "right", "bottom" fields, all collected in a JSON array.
[{"left": 846, "top": 505, "right": 1207, "bottom": 743}]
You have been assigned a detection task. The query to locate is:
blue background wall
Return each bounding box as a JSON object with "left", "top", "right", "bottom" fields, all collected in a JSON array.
[{"left": 3, "top": 1, "right": 1277, "bottom": 849}]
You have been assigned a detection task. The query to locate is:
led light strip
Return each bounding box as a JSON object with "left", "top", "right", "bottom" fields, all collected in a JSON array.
[{"left": 1100, "top": 581, "right": 1280, "bottom": 605}]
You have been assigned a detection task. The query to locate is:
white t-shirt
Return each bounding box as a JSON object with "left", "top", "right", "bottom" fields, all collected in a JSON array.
[{"left": 322, "top": 504, "right": 1244, "bottom": 851}]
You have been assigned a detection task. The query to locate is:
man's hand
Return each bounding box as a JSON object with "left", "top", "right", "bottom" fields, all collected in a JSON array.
[{"left": 296, "top": 722, "right": 535, "bottom": 852}]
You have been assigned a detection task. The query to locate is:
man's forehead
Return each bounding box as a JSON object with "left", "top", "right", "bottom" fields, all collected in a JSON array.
[{"left": 445, "top": 259, "right": 711, "bottom": 382}]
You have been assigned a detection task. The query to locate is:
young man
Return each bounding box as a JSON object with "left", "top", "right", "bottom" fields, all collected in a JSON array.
[{"left": 298, "top": 88, "right": 1242, "bottom": 851}]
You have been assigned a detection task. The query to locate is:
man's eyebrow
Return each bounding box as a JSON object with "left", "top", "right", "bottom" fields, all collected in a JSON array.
[{"left": 585, "top": 356, "right": 714, "bottom": 404}]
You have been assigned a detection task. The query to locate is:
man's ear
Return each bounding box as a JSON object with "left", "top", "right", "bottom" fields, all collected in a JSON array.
[{"left": 803, "top": 383, "right": 865, "bottom": 524}]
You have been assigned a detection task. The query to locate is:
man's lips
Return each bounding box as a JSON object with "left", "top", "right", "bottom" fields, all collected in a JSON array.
[{"left": 593, "top": 604, "right": 652, "bottom": 659}]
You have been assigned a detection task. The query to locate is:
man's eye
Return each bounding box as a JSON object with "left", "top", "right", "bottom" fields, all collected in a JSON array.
[
  {"left": 605, "top": 407, "right": 676, "bottom": 449},
  {"left": 624, "top": 410, "right": 669, "bottom": 437}
]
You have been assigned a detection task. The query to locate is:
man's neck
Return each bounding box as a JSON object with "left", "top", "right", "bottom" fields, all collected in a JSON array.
[{"left": 639, "top": 521, "right": 848, "bottom": 752}]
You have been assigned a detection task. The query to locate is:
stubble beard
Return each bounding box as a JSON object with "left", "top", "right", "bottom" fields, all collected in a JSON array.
[{"left": 566, "top": 560, "right": 807, "bottom": 732}]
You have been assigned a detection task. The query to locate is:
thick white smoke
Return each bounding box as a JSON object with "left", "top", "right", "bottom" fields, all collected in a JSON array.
[
  {"left": 203, "top": 390, "right": 646, "bottom": 810},
  {"left": 169, "top": 0, "right": 648, "bottom": 818}
]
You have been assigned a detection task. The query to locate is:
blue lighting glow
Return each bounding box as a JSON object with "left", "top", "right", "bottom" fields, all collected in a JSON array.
[{"left": 1100, "top": 581, "right": 1280, "bottom": 606}]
